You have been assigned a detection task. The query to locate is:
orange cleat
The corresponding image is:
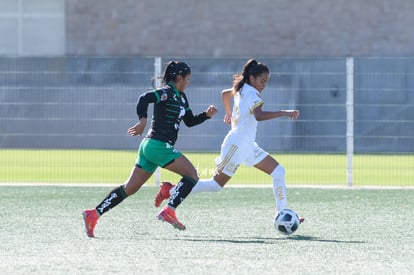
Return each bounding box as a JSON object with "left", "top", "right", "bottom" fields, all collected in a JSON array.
[
  {"left": 82, "top": 209, "right": 99, "bottom": 237},
  {"left": 154, "top": 181, "right": 175, "bottom": 207},
  {"left": 157, "top": 206, "right": 186, "bottom": 230}
]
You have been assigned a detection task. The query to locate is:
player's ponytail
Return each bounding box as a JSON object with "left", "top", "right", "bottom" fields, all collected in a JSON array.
[{"left": 233, "top": 59, "right": 269, "bottom": 93}]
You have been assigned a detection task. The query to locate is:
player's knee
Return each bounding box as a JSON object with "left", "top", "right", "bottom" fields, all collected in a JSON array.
[
  {"left": 183, "top": 175, "right": 199, "bottom": 185},
  {"left": 277, "top": 164, "right": 285, "bottom": 175},
  {"left": 271, "top": 164, "right": 285, "bottom": 180}
]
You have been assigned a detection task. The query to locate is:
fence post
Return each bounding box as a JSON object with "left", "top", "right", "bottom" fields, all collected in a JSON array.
[
  {"left": 154, "top": 57, "right": 162, "bottom": 186},
  {"left": 17, "top": 0, "right": 23, "bottom": 55},
  {"left": 346, "top": 57, "right": 354, "bottom": 187}
]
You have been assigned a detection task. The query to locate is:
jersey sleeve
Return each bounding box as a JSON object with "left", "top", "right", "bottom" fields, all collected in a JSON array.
[
  {"left": 181, "top": 92, "right": 210, "bottom": 127},
  {"left": 136, "top": 90, "right": 159, "bottom": 119},
  {"left": 248, "top": 92, "right": 264, "bottom": 113}
]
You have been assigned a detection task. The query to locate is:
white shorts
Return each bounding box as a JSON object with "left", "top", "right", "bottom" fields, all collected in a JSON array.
[{"left": 215, "top": 141, "right": 268, "bottom": 177}]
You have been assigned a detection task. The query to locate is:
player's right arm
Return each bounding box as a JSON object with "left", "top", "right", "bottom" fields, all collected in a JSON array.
[
  {"left": 221, "top": 88, "right": 233, "bottom": 125},
  {"left": 128, "top": 117, "right": 147, "bottom": 136},
  {"left": 128, "top": 90, "right": 158, "bottom": 136}
]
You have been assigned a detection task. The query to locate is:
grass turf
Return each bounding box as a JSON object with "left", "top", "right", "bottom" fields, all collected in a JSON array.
[
  {"left": 1, "top": 149, "right": 413, "bottom": 186},
  {"left": 0, "top": 185, "right": 413, "bottom": 274}
]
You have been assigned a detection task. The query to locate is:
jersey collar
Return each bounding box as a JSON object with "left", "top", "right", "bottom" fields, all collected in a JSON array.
[
  {"left": 167, "top": 82, "right": 181, "bottom": 97},
  {"left": 243, "top": 83, "right": 261, "bottom": 97}
]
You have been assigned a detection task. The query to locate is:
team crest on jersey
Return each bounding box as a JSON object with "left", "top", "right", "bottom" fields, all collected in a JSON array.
[{"left": 160, "top": 93, "right": 168, "bottom": 101}]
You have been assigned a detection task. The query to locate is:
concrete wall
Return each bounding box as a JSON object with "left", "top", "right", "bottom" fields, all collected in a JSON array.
[{"left": 66, "top": 0, "right": 414, "bottom": 57}]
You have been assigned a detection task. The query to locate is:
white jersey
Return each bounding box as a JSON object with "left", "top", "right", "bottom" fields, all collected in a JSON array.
[
  {"left": 225, "top": 83, "right": 264, "bottom": 144},
  {"left": 217, "top": 83, "right": 267, "bottom": 176}
]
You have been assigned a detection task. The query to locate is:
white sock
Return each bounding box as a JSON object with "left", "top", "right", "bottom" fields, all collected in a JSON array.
[
  {"left": 169, "top": 178, "right": 222, "bottom": 195},
  {"left": 271, "top": 165, "right": 288, "bottom": 211},
  {"left": 192, "top": 178, "right": 222, "bottom": 193}
]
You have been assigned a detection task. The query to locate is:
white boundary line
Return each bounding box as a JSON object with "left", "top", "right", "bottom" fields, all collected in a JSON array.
[{"left": 1, "top": 182, "right": 413, "bottom": 190}]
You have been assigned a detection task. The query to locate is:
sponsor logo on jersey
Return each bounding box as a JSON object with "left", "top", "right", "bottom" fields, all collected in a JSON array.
[{"left": 160, "top": 93, "right": 168, "bottom": 101}]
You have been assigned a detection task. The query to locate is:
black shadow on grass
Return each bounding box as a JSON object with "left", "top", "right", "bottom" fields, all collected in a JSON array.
[
  {"left": 163, "top": 235, "right": 366, "bottom": 244},
  {"left": 157, "top": 236, "right": 277, "bottom": 244},
  {"left": 283, "top": 235, "right": 366, "bottom": 244}
]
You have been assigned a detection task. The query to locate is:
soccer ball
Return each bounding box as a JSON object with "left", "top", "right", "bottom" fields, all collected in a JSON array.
[{"left": 274, "top": 208, "right": 300, "bottom": 235}]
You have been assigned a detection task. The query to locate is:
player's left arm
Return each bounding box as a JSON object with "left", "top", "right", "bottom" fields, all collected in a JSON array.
[
  {"left": 253, "top": 106, "right": 300, "bottom": 121},
  {"left": 183, "top": 106, "right": 218, "bottom": 127},
  {"left": 182, "top": 93, "right": 218, "bottom": 127}
]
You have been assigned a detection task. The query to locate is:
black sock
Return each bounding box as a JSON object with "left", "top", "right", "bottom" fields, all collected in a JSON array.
[
  {"left": 95, "top": 185, "right": 128, "bottom": 215},
  {"left": 168, "top": 176, "right": 197, "bottom": 209}
]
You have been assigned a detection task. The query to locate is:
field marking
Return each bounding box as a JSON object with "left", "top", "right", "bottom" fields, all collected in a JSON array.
[{"left": 1, "top": 182, "right": 413, "bottom": 190}]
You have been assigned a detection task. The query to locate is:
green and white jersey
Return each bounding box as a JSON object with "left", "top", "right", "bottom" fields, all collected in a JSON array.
[{"left": 136, "top": 83, "right": 209, "bottom": 145}]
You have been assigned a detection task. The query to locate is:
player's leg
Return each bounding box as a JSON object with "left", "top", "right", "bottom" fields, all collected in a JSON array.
[
  {"left": 254, "top": 152, "right": 304, "bottom": 223},
  {"left": 254, "top": 155, "right": 287, "bottom": 211},
  {"left": 154, "top": 181, "right": 175, "bottom": 207},
  {"left": 158, "top": 173, "right": 228, "bottom": 201},
  {"left": 122, "top": 166, "right": 153, "bottom": 195},
  {"left": 83, "top": 139, "right": 155, "bottom": 237},
  {"left": 189, "top": 168, "right": 232, "bottom": 194},
  {"left": 82, "top": 166, "right": 152, "bottom": 237},
  {"left": 245, "top": 142, "right": 287, "bottom": 211},
  {"left": 192, "top": 145, "right": 239, "bottom": 192},
  {"left": 95, "top": 166, "right": 152, "bottom": 215},
  {"left": 94, "top": 138, "right": 156, "bottom": 215},
  {"left": 164, "top": 154, "right": 199, "bottom": 207},
  {"left": 191, "top": 143, "right": 242, "bottom": 193},
  {"left": 161, "top": 143, "right": 240, "bottom": 197},
  {"left": 152, "top": 141, "right": 198, "bottom": 208},
  {"left": 156, "top": 154, "right": 198, "bottom": 230}
]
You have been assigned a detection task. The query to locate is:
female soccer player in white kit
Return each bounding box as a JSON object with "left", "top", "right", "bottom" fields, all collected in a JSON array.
[{"left": 155, "top": 59, "right": 304, "bottom": 223}]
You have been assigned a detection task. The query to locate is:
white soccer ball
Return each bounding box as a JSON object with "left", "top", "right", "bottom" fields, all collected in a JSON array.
[{"left": 274, "top": 208, "right": 300, "bottom": 235}]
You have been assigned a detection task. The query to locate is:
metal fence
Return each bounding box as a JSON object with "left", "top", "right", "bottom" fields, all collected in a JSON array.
[
  {"left": 0, "top": 56, "right": 413, "bottom": 186},
  {"left": 1, "top": 56, "right": 413, "bottom": 152}
]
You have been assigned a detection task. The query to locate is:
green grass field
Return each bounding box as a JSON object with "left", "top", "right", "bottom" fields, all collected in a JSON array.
[
  {"left": 1, "top": 149, "right": 413, "bottom": 186},
  {"left": 0, "top": 185, "right": 413, "bottom": 274}
]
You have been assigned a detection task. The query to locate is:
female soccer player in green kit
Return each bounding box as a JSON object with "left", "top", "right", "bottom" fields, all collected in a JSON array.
[{"left": 83, "top": 61, "right": 218, "bottom": 237}]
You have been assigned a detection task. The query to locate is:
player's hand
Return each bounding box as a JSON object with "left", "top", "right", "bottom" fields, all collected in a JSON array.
[
  {"left": 284, "top": 110, "right": 300, "bottom": 120},
  {"left": 128, "top": 119, "right": 147, "bottom": 136},
  {"left": 205, "top": 105, "right": 218, "bottom": 118},
  {"left": 223, "top": 113, "right": 232, "bottom": 125}
]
